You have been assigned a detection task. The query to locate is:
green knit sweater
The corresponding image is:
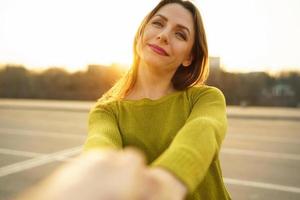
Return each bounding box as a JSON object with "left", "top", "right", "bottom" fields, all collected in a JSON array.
[{"left": 83, "top": 85, "right": 232, "bottom": 200}]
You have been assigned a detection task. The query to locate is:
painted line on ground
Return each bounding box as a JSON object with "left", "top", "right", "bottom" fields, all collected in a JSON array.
[
  {"left": 0, "top": 147, "right": 75, "bottom": 162},
  {"left": 224, "top": 178, "right": 300, "bottom": 194},
  {"left": 1, "top": 146, "right": 299, "bottom": 194},
  {"left": 227, "top": 134, "right": 300, "bottom": 145},
  {"left": 0, "top": 146, "right": 82, "bottom": 177},
  {"left": 227, "top": 114, "right": 300, "bottom": 121},
  {"left": 0, "top": 128, "right": 85, "bottom": 139},
  {"left": 0, "top": 148, "right": 44, "bottom": 158},
  {"left": 0, "top": 104, "right": 89, "bottom": 112},
  {"left": 221, "top": 148, "right": 300, "bottom": 161}
]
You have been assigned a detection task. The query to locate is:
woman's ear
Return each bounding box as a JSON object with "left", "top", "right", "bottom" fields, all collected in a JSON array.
[{"left": 182, "top": 53, "right": 194, "bottom": 67}]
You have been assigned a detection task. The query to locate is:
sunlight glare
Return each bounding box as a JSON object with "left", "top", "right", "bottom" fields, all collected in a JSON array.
[{"left": 0, "top": 0, "right": 300, "bottom": 72}]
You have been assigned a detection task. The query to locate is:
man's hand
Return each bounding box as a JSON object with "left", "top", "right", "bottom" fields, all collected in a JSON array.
[
  {"left": 142, "top": 167, "right": 187, "bottom": 200},
  {"left": 16, "top": 148, "right": 187, "bottom": 200},
  {"left": 16, "top": 148, "right": 147, "bottom": 200}
]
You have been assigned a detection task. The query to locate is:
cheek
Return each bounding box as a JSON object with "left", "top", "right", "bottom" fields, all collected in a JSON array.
[
  {"left": 136, "top": 37, "right": 143, "bottom": 57},
  {"left": 171, "top": 33, "right": 194, "bottom": 57},
  {"left": 136, "top": 33, "right": 151, "bottom": 58},
  {"left": 142, "top": 26, "right": 158, "bottom": 43},
  {"left": 137, "top": 29, "right": 154, "bottom": 55},
  {"left": 172, "top": 43, "right": 189, "bottom": 58}
]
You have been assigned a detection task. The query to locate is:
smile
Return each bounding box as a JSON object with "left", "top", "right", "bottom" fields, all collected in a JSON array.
[{"left": 148, "top": 44, "right": 169, "bottom": 56}]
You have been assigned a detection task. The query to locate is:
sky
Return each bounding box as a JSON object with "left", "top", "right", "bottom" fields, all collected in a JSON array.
[{"left": 0, "top": 0, "right": 299, "bottom": 73}]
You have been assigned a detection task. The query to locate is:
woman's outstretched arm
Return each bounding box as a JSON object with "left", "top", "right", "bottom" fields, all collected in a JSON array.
[
  {"left": 151, "top": 87, "right": 228, "bottom": 195},
  {"left": 84, "top": 102, "right": 123, "bottom": 151}
]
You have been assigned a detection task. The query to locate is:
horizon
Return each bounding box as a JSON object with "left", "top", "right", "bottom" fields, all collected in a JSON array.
[{"left": 1, "top": 62, "right": 299, "bottom": 77}]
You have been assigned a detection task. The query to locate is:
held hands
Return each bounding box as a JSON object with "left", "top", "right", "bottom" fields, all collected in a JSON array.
[{"left": 16, "top": 148, "right": 187, "bottom": 200}]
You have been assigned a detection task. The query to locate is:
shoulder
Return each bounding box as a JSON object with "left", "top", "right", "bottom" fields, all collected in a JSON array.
[
  {"left": 186, "top": 85, "right": 225, "bottom": 100},
  {"left": 89, "top": 98, "right": 118, "bottom": 116}
]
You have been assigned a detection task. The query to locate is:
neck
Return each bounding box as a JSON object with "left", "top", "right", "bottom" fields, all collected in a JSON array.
[{"left": 128, "top": 61, "right": 177, "bottom": 100}]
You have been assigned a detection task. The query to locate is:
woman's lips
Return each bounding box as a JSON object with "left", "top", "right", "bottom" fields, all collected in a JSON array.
[{"left": 148, "top": 44, "right": 169, "bottom": 56}]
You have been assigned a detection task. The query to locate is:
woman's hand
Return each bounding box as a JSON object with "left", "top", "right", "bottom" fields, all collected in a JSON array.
[{"left": 142, "top": 167, "right": 188, "bottom": 200}]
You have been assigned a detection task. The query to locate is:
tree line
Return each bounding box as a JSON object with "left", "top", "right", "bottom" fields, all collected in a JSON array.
[{"left": 0, "top": 64, "right": 299, "bottom": 107}]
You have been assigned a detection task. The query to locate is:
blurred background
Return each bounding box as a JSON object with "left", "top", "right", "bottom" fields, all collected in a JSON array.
[
  {"left": 0, "top": 0, "right": 299, "bottom": 106},
  {"left": 0, "top": 0, "right": 299, "bottom": 200}
]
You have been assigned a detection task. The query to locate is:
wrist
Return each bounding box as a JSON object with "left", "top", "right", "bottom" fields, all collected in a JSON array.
[{"left": 149, "top": 167, "right": 187, "bottom": 199}]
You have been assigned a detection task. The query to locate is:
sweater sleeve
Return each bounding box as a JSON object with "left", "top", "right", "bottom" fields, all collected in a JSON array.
[
  {"left": 151, "top": 87, "right": 227, "bottom": 193},
  {"left": 83, "top": 102, "right": 123, "bottom": 152}
]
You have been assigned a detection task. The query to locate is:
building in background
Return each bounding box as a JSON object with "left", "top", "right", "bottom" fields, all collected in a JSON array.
[{"left": 209, "top": 56, "right": 221, "bottom": 70}]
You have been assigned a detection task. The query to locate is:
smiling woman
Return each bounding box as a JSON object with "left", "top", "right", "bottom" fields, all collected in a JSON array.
[
  {"left": 83, "top": 0, "right": 232, "bottom": 200},
  {"left": 11, "top": 1, "right": 231, "bottom": 200}
]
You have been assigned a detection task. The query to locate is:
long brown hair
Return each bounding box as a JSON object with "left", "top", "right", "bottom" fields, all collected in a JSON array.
[{"left": 100, "top": 0, "right": 209, "bottom": 103}]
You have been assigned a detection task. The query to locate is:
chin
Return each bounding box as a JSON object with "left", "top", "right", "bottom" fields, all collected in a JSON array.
[
  {"left": 144, "top": 58, "right": 164, "bottom": 69},
  {"left": 142, "top": 50, "right": 166, "bottom": 67}
]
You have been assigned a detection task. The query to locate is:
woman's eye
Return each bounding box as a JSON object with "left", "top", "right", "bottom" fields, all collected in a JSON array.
[
  {"left": 152, "top": 21, "right": 163, "bottom": 28},
  {"left": 175, "top": 32, "right": 187, "bottom": 41}
]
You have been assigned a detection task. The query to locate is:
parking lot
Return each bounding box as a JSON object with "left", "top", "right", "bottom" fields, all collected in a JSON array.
[{"left": 0, "top": 99, "right": 299, "bottom": 200}]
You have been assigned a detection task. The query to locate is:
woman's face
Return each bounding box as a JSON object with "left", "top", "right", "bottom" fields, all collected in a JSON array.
[{"left": 137, "top": 3, "right": 195, "bottom": 72}]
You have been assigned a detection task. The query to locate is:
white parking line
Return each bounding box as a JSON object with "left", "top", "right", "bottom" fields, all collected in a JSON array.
[
  {"left": 227, "top": 134, "right": 300, "bottom": 145},
  {"left": 0, "top": 128, "right": 85, "bottom": 139},
  {"left": 1, "top": 146, "right": 300, "bottom": 194},
  {"left": 0, "top": 147, "right": 76, "bottom": 162},
  {"left": 0, "top": 148, "right": 44, "bottom": 158},
  {"left": 224, "top": 178, "right": 300, "bottom": 194},
  {"left": 0, "top": 146, "right": 82, "bottom": 177},
  {"left": 221, "top": 148, "right": 300, "bottom": 161}
]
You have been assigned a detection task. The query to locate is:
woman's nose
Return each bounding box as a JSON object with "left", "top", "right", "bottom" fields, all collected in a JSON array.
[{"left": 156, "top": 29, "right": 169, "bottom": 44}]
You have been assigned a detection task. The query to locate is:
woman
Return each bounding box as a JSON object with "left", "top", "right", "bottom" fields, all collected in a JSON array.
[{"left": 84, "top": 0, "right": 231, "bottom": 199}]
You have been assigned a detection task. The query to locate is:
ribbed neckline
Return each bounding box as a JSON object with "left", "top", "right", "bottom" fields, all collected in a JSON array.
[{"left": 120, "top": 90, "right": 185, "bottom": 105}]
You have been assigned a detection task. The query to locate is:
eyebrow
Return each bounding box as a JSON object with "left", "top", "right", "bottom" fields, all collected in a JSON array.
[{"left": 154, "top": 14, "right": 191, "bottom": 35}]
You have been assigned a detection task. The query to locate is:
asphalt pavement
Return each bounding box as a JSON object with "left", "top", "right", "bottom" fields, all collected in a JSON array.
[{"left": 0, "top": 99, "right": 299, "bottom": 200}]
